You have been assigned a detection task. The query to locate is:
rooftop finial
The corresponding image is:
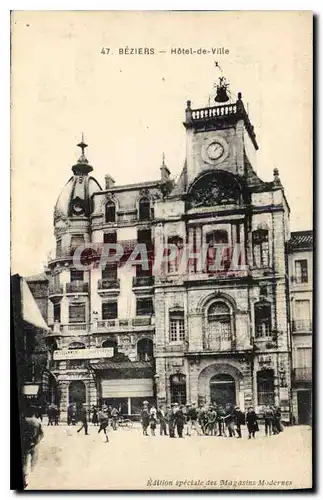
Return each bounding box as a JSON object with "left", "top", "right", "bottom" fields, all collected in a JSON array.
[
  {"left": 72, "top": 134, "right": 93, "bottom": 174},
  {"left": 76, "top": 134, "right": 89, "bottom": 165},
  {"left": 162, "top": 152, "right": 166, "bottom": 165},
  {"left": 77, "top": 133, "right": 88, "bottom": 157}
]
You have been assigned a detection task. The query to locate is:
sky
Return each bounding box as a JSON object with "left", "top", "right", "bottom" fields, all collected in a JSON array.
[{"left": 11, "top": 11, "right": 312, "bottom": 277}]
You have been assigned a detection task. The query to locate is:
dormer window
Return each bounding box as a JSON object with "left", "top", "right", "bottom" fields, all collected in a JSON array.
[{"left": 105, "top": 201, "right": 116, "bottom": 223}]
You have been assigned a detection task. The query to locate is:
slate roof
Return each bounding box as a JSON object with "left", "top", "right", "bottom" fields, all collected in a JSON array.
[{"left": 288, "top": 230, "right": 313, "bottom": 251}]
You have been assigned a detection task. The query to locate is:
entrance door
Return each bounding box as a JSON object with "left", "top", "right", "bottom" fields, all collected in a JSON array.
[
  {"left": 297, "top": 390, "right": 312, "bottom": 425},
  {"left": 210, "top": 374, "right": 236, "bottom": 407}
]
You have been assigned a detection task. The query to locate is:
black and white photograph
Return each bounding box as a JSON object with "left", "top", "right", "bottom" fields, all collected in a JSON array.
[{"left": 10, "top": 10, "right": 313, "bottom": 491}]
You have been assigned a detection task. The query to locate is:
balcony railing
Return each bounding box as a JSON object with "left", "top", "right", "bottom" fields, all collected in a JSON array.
[
  {"left": 66, "top": 281, "right": 89, "bottom": 294},
  {"left": 292, "top": 320, "right": 312, "bottom": 333},
  {"left": 48, "top": 284, "right": 64, "bottom": 296},
  {"left": 293, "top": 367, "right": 312, "bottom": 382},
  {"left": 52, "top": 322, "right": 88, "bottom": 334},
  {"left": 96, "top": 316, "right": 154, "bottom": 330},
  {"left": 191, "top": 103, "right": 237, "bottom": 121},
  {"left": 98, "top": 278, "right": 120, "bottom": 290},
  {"left": 132, "top": 276, "right": 154, "bottom": 287}
]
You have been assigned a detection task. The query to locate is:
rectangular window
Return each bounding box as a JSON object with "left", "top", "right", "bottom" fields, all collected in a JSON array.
[
  {"left": 70, "top": 234, "right": 85, "bottom": 249},
  {"left": 295, "top": 259, "right": 308, "bottom": 283},
  {"left": 136, "top": 297, "right": 153, "bottom": 316},
  {"left": 295, "top": 347, "right": 312, "bottom": 368},
  {"left": 253, "top": 230, "right": 269, "bottom": 268},
  {"left": 56, "top": 239, "right": 62, "bottom": 257},
  {"left": 102, "top": 264, "right": 118, "bottom": 280},
  {"left": 69, "top": 304, "right": 86, "bottom": 323},
  {"left": 70, "top": 269, "right": 84, "bottom": 282},
  {"left": 169, "top": 312, "right": 185, "bottom": 342},
  {"left": 53, "top": 273, "right": 60, "bottom": 287},
  {"left": 53, "top": 303, "right": 61, "bottom": 322},
  {"left": 103, "top": 232, "right": 117, "bottom": 244},
  {"left": 102, "top": 301, "right": 118, "bottom": 320}
]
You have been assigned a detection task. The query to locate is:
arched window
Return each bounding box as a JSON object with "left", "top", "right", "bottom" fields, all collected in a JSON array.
[
  {"left": 102, "top": 339, "right": 118, "bottom": 357},
  {"left": 139, "top": 197, "right": 151, "bottom": 221},
  {"left": 252, "top": 229, "right": 269, "bottom": 267},
  {"left": 206, "top": 301, "right": 232, "bottom": 350},
  {"left": 169, "top": 309, "right": 185, "bottom": 342},
  {"left": 257, "top": 370, "right": 274, "bottom": 406},
  {"left": 105, "top": 201, "right": 116, "bottom": 223},
  {"left": 255, "top": 302, "right": 272, "bottom": 338},
  {"left": 137, "top": 338, "right": 153, "bottom": 361},
  {"left": 170, "top": 373, "right": 186, "bottom": 405}
]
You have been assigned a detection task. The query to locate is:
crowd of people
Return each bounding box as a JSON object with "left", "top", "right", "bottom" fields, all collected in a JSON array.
[{"left": 140, "top": 402, "right": 284, "bottom": 439}]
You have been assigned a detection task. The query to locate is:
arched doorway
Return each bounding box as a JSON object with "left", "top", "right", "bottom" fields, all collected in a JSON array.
[
  {"left": 209, "top": 374, "right": 236, "bottom": 407},
  {"left": 69, "top": 380, "right": 86, "bottom": 406}
]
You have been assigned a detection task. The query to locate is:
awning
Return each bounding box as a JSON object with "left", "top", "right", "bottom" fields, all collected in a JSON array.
[
  {"left": 21, "top": 278, "right": 50, "bottom": 331},
  {"left": 90, "top": 361, "right": 153, "bottom": 370},
  {"left": 101, "top": 378, "right": 154, "bottom": 398}
]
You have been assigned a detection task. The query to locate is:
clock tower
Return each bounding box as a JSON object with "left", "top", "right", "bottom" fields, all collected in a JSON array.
[{"left": 183, "top": 77, "right": 259, "bottom": 187}]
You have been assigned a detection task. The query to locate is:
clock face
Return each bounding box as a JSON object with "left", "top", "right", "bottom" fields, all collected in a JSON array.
[
  {"left": 207, "top": 142, "right": 224, "bottom": 161},
  {"left": 72, "top": 201, "right": 84, "bottom": 215}
]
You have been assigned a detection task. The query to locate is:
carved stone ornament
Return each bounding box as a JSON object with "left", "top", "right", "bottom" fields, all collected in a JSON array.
[
  {"left": 139, "top": 188, "right": 150, "bottom": 197},
  {"left": 189, "top": 172, "right": 240, "bottom": 209}
]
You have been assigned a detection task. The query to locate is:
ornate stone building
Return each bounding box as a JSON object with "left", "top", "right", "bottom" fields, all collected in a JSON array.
[{"left": 46, "top": 80, "right": 293, "bottom": 421}]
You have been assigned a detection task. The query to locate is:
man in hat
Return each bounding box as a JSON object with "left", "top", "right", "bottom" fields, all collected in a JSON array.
[
  {"left": 246, "top": 406, "right": 258, "bottom": 439},
  {"left": 168, "top": 403, "right": 177, "bottom": 438},
  {"left": 175, "top": 404, "right": 185, "bottom": 438},
  {"left": 233, "top": 406, "right": 245, "bottom": 438}
]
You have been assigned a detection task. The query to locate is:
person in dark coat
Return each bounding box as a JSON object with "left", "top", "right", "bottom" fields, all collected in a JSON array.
[
  {"left": 168, "top": 404, "right": 176, "bottom": 438},
  {"left": 98, "top": 408, "right": 109, "bottom": 442},
  {"left": 224, "top": 405, "right": 235, "bottom": 437},
  {"left": 217, "top": 405, "right": 225, "bottom": 436},
  {"left": 263, "top": 405, "right": 274, "bottom": 436},
  {"left": 21, "top": 405, "right": 44, "bottom": 489},
  {"left": 141, "top": 407, "right": 150, "bottom": 436},
  {"left": 91, "top": 406, "right": 99, "bottom": 426},
  {"left": 233, "top": 406, "right": 245, "bottom": 438},
  {"left": 273, "top": 406, "right": 283, "bottom": 434},
  {"left": 67, "top": 403, "right": 76, "bottom": 426},
  {"left": 246, "top": 406, "right": 258, "bottom": 439},
  {"left": 77, "top": 404, "right": 89, "bottom": 435},
  {"left": 157, "top": 406, "right": 168, "bottom": 436},
  {"left": 175, "top": 404, "right": 185, "bottom": 438}
]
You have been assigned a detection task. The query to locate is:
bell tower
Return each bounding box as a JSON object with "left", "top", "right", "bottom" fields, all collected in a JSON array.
[{"left": 183, "top": 73, "right": 259, "bottom": 186}]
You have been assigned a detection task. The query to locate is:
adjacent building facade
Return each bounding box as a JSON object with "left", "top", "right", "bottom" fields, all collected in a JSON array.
[
  {"left": 288, "top": 231, "right": 313, "bottom": 425},
  {"left": 42, "top": 80, "right": 302, "bottom": 422}
]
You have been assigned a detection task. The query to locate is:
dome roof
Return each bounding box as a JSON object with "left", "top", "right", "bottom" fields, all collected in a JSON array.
[
  {"left": 54, "top": 138, "right": 102, "bottom": 222},
  {"left": 54, "top": 175, "right": 102, "bottom": 221}
]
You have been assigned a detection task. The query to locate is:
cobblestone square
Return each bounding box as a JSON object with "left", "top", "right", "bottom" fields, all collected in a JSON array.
[{"left": 26, "top": 423, "right": 312, "bottom": 491}]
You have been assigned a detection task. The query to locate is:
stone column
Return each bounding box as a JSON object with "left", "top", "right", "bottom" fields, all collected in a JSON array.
[
  {"left": 58, "top": 380, "right": 69, "bottom": 422},
  {"left": 87, "top": 378, "right": 98, "bottom": 408}
]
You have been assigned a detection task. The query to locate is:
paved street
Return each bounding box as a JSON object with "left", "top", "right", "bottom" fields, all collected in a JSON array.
[{"left": 27, "top": 423, "right": 312, "bottom": 490}]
